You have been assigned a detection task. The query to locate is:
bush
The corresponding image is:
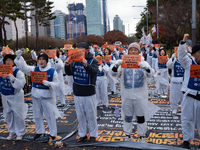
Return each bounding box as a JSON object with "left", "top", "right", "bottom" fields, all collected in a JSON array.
[{"left": 9, "top": 36, "right": 69, "bottom": 51}]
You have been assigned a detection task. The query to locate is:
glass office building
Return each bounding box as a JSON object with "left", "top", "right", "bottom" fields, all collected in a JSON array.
[
  {"left": 86, "top": 0, "right": 103, "bottom": 36},
  {"left": 113, "top": 15, "right": 124, "bottom": 33},
  {"left": 50, "top": 10, "right": 66, "bottom": 39}
]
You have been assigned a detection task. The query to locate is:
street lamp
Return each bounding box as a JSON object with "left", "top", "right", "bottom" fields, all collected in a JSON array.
[{"left": 132, "top": 6, "right": 148, "bottom": 34}]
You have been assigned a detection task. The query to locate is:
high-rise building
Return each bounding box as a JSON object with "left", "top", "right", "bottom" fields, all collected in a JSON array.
[
  {"left": 102, "top": 0, "right": 109, "bottom": 34},
  {"left": 66, "top": 3, "right": 87, "bottom": 39},
  {"left": 50, "top": 10, "right": 66, "bottom": 39},
  {"left": 113, "top": 15, "right": 124, "bottom": 33},
  {"left": 3, "top": 17, "right": 25, "bottom": 40},
  {"left": 86, "top": 0, "right": 103, "bottom": 36}
]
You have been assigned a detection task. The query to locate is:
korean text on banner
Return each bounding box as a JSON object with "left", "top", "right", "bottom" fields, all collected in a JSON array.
[
  {"left": 121, "top": 55, "right": 141, "bottom": 68},
  {"left": 30, "top": 71, "right": 47, "bottom": 83},
  {"left": 94, "top": 56, "right": 102, "bottom": 65},
  {"left": 158, "top": 56, "right": 168, "bottom": 63},
  {"left": 2, "top": 46, "right": 13, "bottom": 54},
  {"left": 64, "top": 44, "right": 72, "bottom": 50},
  {"left": 0, "top": 65, "right": 13, "bottom": 77},
  {"left": 103, "top": 56, "right": 111, "bottom": 63},
  {"left": 118, "top": 48, "right": 124, "bottom": 53},
  {"left": 190, "top": 65, "right": 200, "bottom": 78},
  {"left": 68, "top": 49, "right": 85, "bottom": 62},
  {"left": 46, "top": 49, "right": 57, "bottom": 58},
  {"left": 154, "top": 44, "right": 160, "bottom": 49}
]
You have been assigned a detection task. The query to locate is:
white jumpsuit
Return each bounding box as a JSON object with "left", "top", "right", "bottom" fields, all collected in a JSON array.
[
  {"left": 1, "top": 67, "right": 27, "bottom": 136},
  {"left": 167, "top": 54, "right": 184, "bottom": 111},
  {"left": 154, "top": 56, "right": 169, "bottom": 95},
  {"left": 110, "top": 60, "right": 159, "bottom": 136},
  {"left": 14, "top": 56, "right": 61, "bottom": 137},
  {"left": 178, "top": 43, "right": 200, "bottom": 141},
  {"left": 96, "top": 64, "right": 109, "bottom": 107}
]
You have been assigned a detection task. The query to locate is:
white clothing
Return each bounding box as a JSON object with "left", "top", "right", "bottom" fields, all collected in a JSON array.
[
  {"left": 1, "top": 67, "right": 27, "bottom": 136},
  {"left": 14, "top": 56, "right": 61, "bottom": 136},
  {"left": 74, "top": 95, "right": 98, "bottom": 137}
]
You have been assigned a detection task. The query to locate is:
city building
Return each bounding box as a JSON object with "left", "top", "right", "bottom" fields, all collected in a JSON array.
[
  {"left": 66, "top": 3, "right": 87, "bottom": 39},
  {"left": 2, "top": 17, "right": 25, "bottom": 40},
  {"left": 50, "top": 10, "right": 66, "bottom": 39},
  {"left": 113, "top": 15, "right": 124, "bottom": 33},
  {"left": 86, "top": 0, "right": 103, "bottom": 36},
  {"left": 102, "top": 0, "right": 109, "bottom": 34}
]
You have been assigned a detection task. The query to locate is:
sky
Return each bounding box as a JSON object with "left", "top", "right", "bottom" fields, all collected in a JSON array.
[{"left": 51, "top": 0, "right": 147, "bottom": 36}]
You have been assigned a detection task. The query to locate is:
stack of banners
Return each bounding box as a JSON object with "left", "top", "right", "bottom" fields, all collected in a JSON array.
[{"left": 0, "top": 77, "right": 200, "bottom": 149}]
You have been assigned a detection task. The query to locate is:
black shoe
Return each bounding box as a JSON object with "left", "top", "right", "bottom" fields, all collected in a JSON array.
[
  {"left": 89, "top": 137, "right": 96, "bottom": 143},
  {"left": 34, "top": 134, "right": 43, "bottom": 140},
  {"left": 111, "top": 91, "right": 114, "bottom": 95},
  {"left": 182, "top": 141, "right": 190, "bottom": 149},
  {"left": 76, "top": 135, "right": 87, "bottom": 143}
]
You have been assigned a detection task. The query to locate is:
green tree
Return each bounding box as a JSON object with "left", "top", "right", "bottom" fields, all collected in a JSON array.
[
  {"left": 8, "top": 0, "right": 25, "bottom": 50},
  {"left": 30, "top": 0, "right": 56, "bottom": 51}
]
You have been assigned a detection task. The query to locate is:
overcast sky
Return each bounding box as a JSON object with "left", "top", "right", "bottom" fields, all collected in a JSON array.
[{"left": 51, "top": 0, "right": 147, "bottom": 36}]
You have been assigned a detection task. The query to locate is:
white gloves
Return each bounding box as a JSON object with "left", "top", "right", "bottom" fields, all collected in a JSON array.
[
  {"left": 62, "top": 48, "right": 65, "bottom": 53},
  {"left": 98, "top": 65, "right": 103, "bottom": 72},
  {"left": 0, "top": 51, "right": 4, "bottom": 57},
  {"left": 43, "top": 80, "right": 51, "bottom": 87},
  {"left": 15, "top": 50, "right": 22, "bottom": 59},
  {"left": 109, "top": 60, "right": 115, "bottom": 64},
  {"left": 171, "top": 53, "right": 176, "bottom": 61},
  {"left": 138, "top": 61, "right": 150, "bottom": 70},
  {"left": 114, "top": 60, "right": 123, "bottom": 67},
  {"left": 9, "top": 74, "right": 15, "bottom": 82}
]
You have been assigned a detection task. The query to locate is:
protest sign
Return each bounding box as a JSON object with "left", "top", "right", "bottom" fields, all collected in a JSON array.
[
  {"left": 121, "top": 55, "right": 141, "bottom": 68},
  {"left": 0, "top": 65, "right": 13, "bottom": 77},
  {"left": 94, "top": 56, "right": 102, "bottom": 65},
  {"left": 30, "top": 71, "right": 47, "bottom": 83},
  {"left": 2, "top": 46, "right": 13, "bottom": 54},
  {"left": 46, "top": 49, "right": 57, "bottom": 58},
  {"left": 68, "top": 49, "right": 85, "bottom": 62}
]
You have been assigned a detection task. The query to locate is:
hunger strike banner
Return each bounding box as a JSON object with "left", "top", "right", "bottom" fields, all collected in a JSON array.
[
  {"left": 190, "top": 65, "right": 200, "bottom": 78},
  {"left": 103, "top": 56, "right": 112, "bottom": 63},
  {"left": 158, "top": 56, "right": 168, "bottom": 64},
  {"left": 68, "top": 49, "right": 85, "bottom": 62},
  {"left": 2, "top": 46, "right": 13, "bottom": 54},
  {"left": 46, "top": 49, "right": 57, "bottom": 58},
  {"left": 154, "top": 44, "right": 160, "bottom": 49},
  {"left": 94, "top": 56, "right": 102, "bottom": 65},
  {"left": 30, "top": 71, "right": 47, "bottom": 84},
  {"left": 0, "top": 65, "right": 13, "bottom": 77},
  {"left": 118, "top": 48, "right": 124, "bottom": 53},
  {"left": 64, "top": 44, "right": 72, "bottom": 50},
  {"left": 121, "top": 55, "right": 141, "bottom": 68}
]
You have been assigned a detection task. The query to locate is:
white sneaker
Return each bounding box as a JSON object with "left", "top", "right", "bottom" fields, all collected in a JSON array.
[
  {"left": 172, "top": 109, "right": 177, "bottom": 115},
  {"left": 139, "top": 137, "right": 146, "bottom": 143},
  {"left": 7, "top": 133, "right": 16, "bottom": 140},
  {"left": 124, "top": 135, "right": 132, "bottom": 141},
  {"left": 16, "top": 135, "right": 23, "bottom": 141}
]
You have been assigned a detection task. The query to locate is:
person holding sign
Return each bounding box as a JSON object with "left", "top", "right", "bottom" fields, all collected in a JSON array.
[
  {"left": 151, "top": 45, "right": 159, "bottom": 71},
  {"left": 0, "top": 54, "right": 27, "bottom": 141},
  {"left": 104, "top": 47, "right": 117, "bottom": 95},
  {"left": 95, "top": 54, "right": 109, "bottom": 109},
  {"left": 14, "top": 51, "right": 61, "bottom": 141},
  {"left": 154, "top": 48, "right": 169, "bottom": 98},
  {"left": 178, "top": 34, "right": 200, "bottom": 149},
  {"left": 65, "top": 42, "right": 99, "bottom": 143},
  {"left": 167, "top": 53, "right": 185, "bottom": 115},
  {"left": 110, "top": 42, "right": 159, "bottom": 142}
]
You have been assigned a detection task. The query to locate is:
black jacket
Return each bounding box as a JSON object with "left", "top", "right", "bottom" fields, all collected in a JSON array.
[{"left": 65, "top": 52, "right": 98, "bottom": 96}]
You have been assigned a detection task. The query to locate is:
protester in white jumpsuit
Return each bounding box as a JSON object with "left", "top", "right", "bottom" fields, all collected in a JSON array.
[
  {"left": 49, "top": 51, "right": 65, "bottom": 106},
  {"left": 167, "top": 53, "right": 184, "bottom": 115},
  {"left": 154, "top": 48, "right": 169, "bottom": 97},
  {"left": 146, "top": 45, "right": 153, "bottom": 67},
  {"left": 110, "top": 42, "right": 159, "bottom": 142},
  {"left": 14, "top": 51, "right": 61, "bottom": 141},
  {"left": 0, "top": 54, "right": 27, "bottom": 141},
  {"left": 96, "top": 57, "right": 109, "bottom": 108},
  {"left": 104, "top": 47, "right": 116, "bottom": 95},
  {"left": 151, "top": 47, "right": 158, "bottom": 71},
  {"left": 65, "top": 42, "right": 99, "bottom": 143},
  {"left": 178, "top": 34, "right": 200, "bottom": 149}
]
